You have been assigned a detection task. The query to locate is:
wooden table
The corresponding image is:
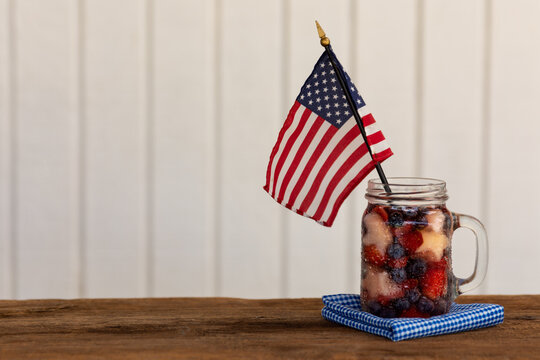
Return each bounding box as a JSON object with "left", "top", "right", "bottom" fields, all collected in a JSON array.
[{"left": 0, "top": 295, "right": 538, "bottom": 359}]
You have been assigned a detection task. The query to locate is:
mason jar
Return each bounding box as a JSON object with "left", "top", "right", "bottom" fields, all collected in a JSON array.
[{"left": 360, "top": 177, "right": 488, "bottom": 318}]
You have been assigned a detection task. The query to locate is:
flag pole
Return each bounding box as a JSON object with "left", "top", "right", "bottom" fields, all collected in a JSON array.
[{"left": 315, "top": 21, "right": 392, "bottom": 193}]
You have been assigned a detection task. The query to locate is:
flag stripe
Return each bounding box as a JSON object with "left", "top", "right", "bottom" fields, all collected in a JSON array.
[
  {"left": 270, "top": 106, "right": 311, "bottom": 197},
  {"left": 285, "top": 120, "right": 338, "bottom": 208},
  {"left": 276, "top": 115, "right": 325, "bottom": 203},
  {"left": 298, "top": 124, "right": 361, "bottom": 213},
  {"left": 273, "top": 111, "right": 319, "bottom": 199},
  {"left": 312, "top": 144, "right": 369, "bottom": 220},
  {"left": 264, "top": 101, "right": 301, "bottom": 191},
  {"left": 324, "top": 148, "right": 393, "bottom": 226},
  {"left": 305, "top": 130, "right": 386, "bottom": 217},
  {"left": 290, "top": 118, "right": 357, "bottom": 212}
]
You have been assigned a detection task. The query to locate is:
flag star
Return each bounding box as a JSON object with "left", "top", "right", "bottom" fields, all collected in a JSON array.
[
  {"left": 315, "top": 89, "right": 320, "bottom": 94},
  {"left": 335, "top": 111, "right": 341, "bottom": 116},
  {"left": 317, "top": 106, "right": 322, "bottom": 111},
  {"left": 325, "top": 104, "right": 330, "bottom": 109},
  {"left": 327, "top": 112, "right": 332, "bottom": 117},
  {"left": 332, "top": 86, "right": 337, "bottom": 91},
  {"left": 333, "top": 95, "right": 338, "bottom": 99},
  {"left": 336, "top": 119, "right": 342, "bottom": 124},
  {"left": 344, "top": 111, "right": 350, "bottom": 115},
  {"left": 314, "top": 81, "right": 319, "bottom": 86},
  {"left": 300, "top": 95, "right": 305, "bottom": 100},
  {"left": 309, "top": 100, "right": 313, "bottom": 105},
  {"left": 314, "top": 73, "right": 318, "bottom": 78},
  {"left": 306, "top": 84, "right": 311, "bottom": 89},
  {"left": 316, "top": 97, "right": 321, "bottom": 102},
  {"left": 331, "top": 78, "right": 336, "bottom": 83},
  {"left": 343, "top": 102, "right": 347, "bottom": 107},
  {"left": 324, "top": 96, "right": 329, "bottom": 100},
  {"left": 307, "top": 91, "right": 312, "bottom": 96},
  {"left": 342, "top": 95, "right": 346, "bottom": 99},
  {"left": 357, "top": 99, "right": 362, "bottom": 104},
  {"left": 320, "top": 62, "right": 325, "bottom": 67},
  {"left": 321, "top": 71, "right": 326, "bottom": 75},
  {"left": 334, "top": 103, "right": 339, "bottom": 108},
  {"left": 328, "top": 62, "right": 332, "bottom": 66},
  {"left": 322, "top": 79, "right": 327, "bottom": 84},
  {"left": 323, "top": 87, "right": 328, "bottom": 92},
  {"left": 350, "top": 86, "right": 355, "bottom": 92},
  {"left": 330, "top": 69, "right": 335, "bottom": 74}
]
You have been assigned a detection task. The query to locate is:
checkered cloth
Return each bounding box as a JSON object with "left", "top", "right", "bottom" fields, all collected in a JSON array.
[{"left": 322, "top": 294, "right": 504, "bottom": 341}]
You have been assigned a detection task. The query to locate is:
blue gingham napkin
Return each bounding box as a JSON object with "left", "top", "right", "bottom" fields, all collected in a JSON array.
[{"left": 322, "top": 294, "right": 504, "bottom": 341}]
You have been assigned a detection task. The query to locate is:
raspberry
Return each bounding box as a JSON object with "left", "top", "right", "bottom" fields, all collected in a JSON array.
[
  {"left": 402, "top": 278, "right": 419, "bottom": 290},
  {"left": 398, "top": 230, "right": 423, "bottom": 254},
  {"left": 430, "top": 256, "right": 449, "bottom": 270},
  {"left": 363, "top": 245, "right": 387, "bottom": 267},
  {"left": 420, "top": 267, "right": 447, "bottom": 300}
]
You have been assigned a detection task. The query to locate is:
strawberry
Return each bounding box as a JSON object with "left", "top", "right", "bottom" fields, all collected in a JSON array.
[
  {"left": 372, "top": 206, "right": 389, "bottom": 222},
  {"left": 363, "top": 244, "right": 387, "bottom": 266},
  {"left": 400, "top": 305, "right": 430, "bottom": 318},
  {"left": 393, "top": 222, "right": 414, "bottom": 238},
  {"left": 387, "top": 256, "right": 408, "bottom": 269},
  {"left": 420, "top": 267, "right": 447, "bottom": 300},
  {"left": 430, "top": 256, "right": 449, "bottom": 270},
  {"left": 398, "top": 230, "right": 423, "bottom": 254}
]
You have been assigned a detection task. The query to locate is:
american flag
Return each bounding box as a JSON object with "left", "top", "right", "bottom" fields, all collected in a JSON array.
[{"left": 264, "top": 49, "right": 392, "bottom": 227}]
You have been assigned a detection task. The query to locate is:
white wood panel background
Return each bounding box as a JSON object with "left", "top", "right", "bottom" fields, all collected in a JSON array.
[{"left": 0, "top": 0, "right": 538, "bottom": 299}]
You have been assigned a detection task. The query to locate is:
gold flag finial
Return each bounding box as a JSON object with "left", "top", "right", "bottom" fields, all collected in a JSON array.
[{"left": 315, "top": 20, "right": 330, "bottom": 47}]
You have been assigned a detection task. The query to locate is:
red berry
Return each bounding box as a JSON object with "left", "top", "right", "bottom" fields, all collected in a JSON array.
[
  {"left": 401, "top": 305, "right": 430, "bottom": 318},
  {"left": 398, "top": 231, "right": 423, "bottom": 254},
  {"left": 387, "top": 256, "right": 408, "bottom": 269},
  {"left": 420, "top": 268, "right": 447, "bottom": 300},
  {"left": 402, "top": 278, "right": 419, "bottom": 290},
  {"left": 393, "top": 223, "right": 414, "bottom": 238},
  {"left": 363, "top": 245, "right": 387, "bottom": 267},
  {"left": 430, "top": 256, "right": 449, "bottom": 270},
  {"left": 372, "top": 206, "right": 389, "bottom": 222}
]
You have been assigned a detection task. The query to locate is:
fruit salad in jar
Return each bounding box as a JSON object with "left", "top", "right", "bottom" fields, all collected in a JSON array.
[{"left": 361, "top": 204, "right": 455, "bottom": 318}]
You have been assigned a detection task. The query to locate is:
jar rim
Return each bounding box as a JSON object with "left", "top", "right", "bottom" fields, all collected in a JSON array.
[{"left": 366, "top": 177, "right": 448, "bottom": 205}]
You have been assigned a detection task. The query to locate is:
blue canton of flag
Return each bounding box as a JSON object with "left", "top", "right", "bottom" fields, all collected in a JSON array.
[{"left": 297, "top": 52, "right": 365, "bottom": 129}]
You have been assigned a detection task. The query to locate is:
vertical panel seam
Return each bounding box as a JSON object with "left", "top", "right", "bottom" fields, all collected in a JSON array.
[
  {"left": 77, "top": 0, "right": 86, "bottom": 299},
  {"left": 8, "top": 0, "right": 17, "bottom": 299},
  {"left": 414, "top": 0, "right": 424, "bottom": 177},
  {"left": 144, "top": 0, "right": 155, "bottom": 298},
  {"left": 346, "top": 0, "right": 357, "bottom": 294},
  {"left": 479, "top": 0, "right": 492, "bottom": 294},
  {"left": 213, "top": 0, "right": 222, "bottom": 296},
  {"left": 279, "top": 0, "right": 290, "bottom": 298}
]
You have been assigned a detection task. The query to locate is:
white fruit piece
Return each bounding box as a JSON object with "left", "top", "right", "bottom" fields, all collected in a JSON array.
[
  {"left": 362, "top": 267, "right": 403, "bottom": 299},
  {"left": 415, "top": 230, "right": 449, "bottom": 262},
  {"left": 363, "top": 212, "right": 393, "bottom": 254},
  {"left": 426, "top": 209, "right": 446, "bottom": 233}
]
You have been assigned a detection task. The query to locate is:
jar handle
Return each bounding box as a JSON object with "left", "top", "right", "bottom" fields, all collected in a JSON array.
[{"left": 453, "top": 213, "right": 489, "bottom": 294}]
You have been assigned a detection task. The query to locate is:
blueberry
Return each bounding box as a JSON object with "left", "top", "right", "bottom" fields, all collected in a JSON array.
[
  {"left": 406, "top": 258, "right": 427, "bottom": 278},
  {"left": 407, "top": 288, "right": 421, "bottom": 303},
  {"left": 390, "top": 268, "right": 407, "bottom": 284},
  {"left": 379, "top": 306, "right": 397, "bottom": 318},
  {"left": 403, "top": 207, "right": 418, "bottom": 219},
  {"left": 387, "top": 242, "right": 405, "bottom": 259},
  {"left": 366, "top": 300, "right": 382, "bottom": 315},
  {"left": 433, "top": 299, "right": 448, "bottom": 315},
  {"left": 394, "top": 298, "right": 411, "bottom": 312},
  {"left": 388, "top": 212, "right": 404, "bottom": 227},
  {"left": 417, "top": 296, "right": 435, "bottom": 314}
]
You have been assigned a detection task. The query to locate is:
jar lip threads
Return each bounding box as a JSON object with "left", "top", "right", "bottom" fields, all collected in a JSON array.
[{"left": 366, "top": 177, "right": 448, "bottom": 205}]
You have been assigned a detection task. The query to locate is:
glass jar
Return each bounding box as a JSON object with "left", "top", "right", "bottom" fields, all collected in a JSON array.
[{"left": 360, "top": 177, "right": 488, "bottom": 318}]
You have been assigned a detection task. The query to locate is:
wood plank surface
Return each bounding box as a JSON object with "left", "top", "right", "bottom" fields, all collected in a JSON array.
[{"left": 0, "top": 295, "right": 537, "bottom": 359}]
